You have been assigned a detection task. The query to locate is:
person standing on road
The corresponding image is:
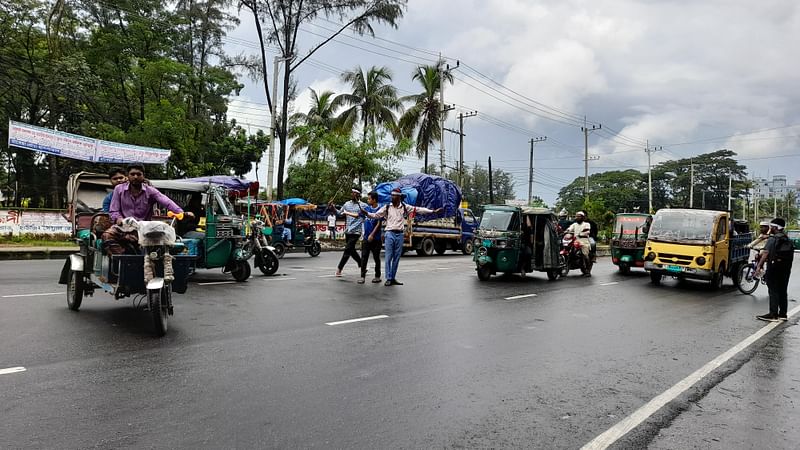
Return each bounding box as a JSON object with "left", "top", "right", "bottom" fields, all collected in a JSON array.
[
  {"left": 327, "top": 212, "right": 337, "bottom": 240},
  {"left": 359, "top": 191, "right": 383, "bottom": 284},
  {"left": 362, "top": 188, "right": 442, "bottom": 286},
  {"left": 755, "top": 218, "right": 794, "bottom": 322},
  {"left": 332, "top": 188, "right": 366, "bottom": 277}
]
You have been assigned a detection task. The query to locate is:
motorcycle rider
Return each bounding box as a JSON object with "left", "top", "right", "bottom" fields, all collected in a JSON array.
[{"left": 565, "top": 211, "right": 593, "bottom": 276}]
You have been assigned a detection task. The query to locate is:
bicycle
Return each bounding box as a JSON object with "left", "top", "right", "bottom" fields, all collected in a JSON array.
[{"left": 736, "top": 256, "right": 767, "bottom": 295}]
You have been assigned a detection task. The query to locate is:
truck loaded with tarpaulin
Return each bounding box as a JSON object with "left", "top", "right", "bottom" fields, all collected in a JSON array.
[{"left": 375, "top": 174, "right": 478, "bottom": 256}]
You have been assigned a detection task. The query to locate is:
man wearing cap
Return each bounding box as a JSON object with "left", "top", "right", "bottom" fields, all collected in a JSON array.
[
  {"left": 747, "top": 221, "right": 772, "bottom": 260},
  {"left": 331, "top": 188, "right": 367, "bottom": 277},
  {"left": 755, "top": 218, "right": 794, "bottom": 322},
  {"left": 565, "top": 211, "right": 593, "bottom": 276},
  {"left": 362, "top": 188, "right": 442, "bottom": 286}
]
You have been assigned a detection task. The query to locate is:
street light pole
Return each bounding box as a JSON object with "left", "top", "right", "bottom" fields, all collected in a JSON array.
[
  {"left": 645, "top": 142, "right": 662, "bottom": 214},
  {"left": 581, "top": 121, "right": 601, "bottom": 200},
  {"left": 267, "top": 55, "right": 291, "bottom": 200},
  {"left": 527, "top": 136, "right": 546, "bottom": 205}
]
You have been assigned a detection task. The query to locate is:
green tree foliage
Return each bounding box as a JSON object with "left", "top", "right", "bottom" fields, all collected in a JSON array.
[
  {"left": 283, "top": 128, "right": 409, "bottom": 204},
  {"left": 238, "top": 0, "right": 407, "bottom": 198},
  {"left": 399, "top": 60, "right": 453, "bottom": 170},
  {"left": 336, "top": 65, "right": 401, "bottom": 140},
  {"left": 0, "top": 0, "right": 264, "bottom": 207},
  {"left": 448, "top": 163, "right": 515, "bottom": 212},
  {"left": 556, "top": 150, "right": 749, "bottom": 217}
]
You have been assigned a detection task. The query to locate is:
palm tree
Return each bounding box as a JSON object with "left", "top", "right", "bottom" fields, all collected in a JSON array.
[
  {"left": 336, "top": 65, "right": 402, "bottom": 141},
  {"left": 289, "top": 88, "right": 343, "bottom": 161},
  {"left": 398, "top": 60, "right": 453, "bottom": 172}
]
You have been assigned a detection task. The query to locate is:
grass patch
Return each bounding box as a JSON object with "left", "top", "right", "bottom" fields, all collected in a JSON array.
[{"left": 0, "top": 235, "right": 76, "bottom": 247}]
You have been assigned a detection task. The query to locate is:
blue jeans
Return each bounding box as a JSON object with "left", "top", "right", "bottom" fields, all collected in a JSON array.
[{"left": 385, "top": 231, "right": 404, "bottom": 281}]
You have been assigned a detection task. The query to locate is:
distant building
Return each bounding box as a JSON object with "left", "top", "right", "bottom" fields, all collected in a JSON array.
[{"left": 753, "top": 175, "right": 796, "bottom": 200}]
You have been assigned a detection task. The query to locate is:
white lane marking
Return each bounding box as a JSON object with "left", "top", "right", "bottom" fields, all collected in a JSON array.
[
  {"left": 0, "top": 367, "right": 26, "bottom": 375},
  {"left": 318, "top": 274, "right": 338, "bottom": 278},
  {"left": 2, "top": 292, "right": 60, "bottom": 298},
  {"left": 435, "top": 267, "right": 453, "bottom": 270},
  {"left": 599, "top": 282, "right": 619, "bottom": 286},
  {"left": 581, "top": 303, "right": 800, "bottom": 450},
  {"left": 326, "top": 315, "right": 389, "bottom": 326},
  {"left": 402, "top": 269, "right": 422, "bottom": 273},
  {"left": 289, "top": 268, "right": 313, "bottom": 271},
  {"left": 263, "top": 277, "right": 297, "bottom": 281},
  {"left": 197, "top": 281, "right": 236, "bottom": 286},
  {"left": 505, "top": 293, "right": 538, "bottom": 300}
]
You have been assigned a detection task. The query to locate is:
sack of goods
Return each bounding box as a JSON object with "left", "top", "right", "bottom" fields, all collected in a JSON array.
[
  {"left": 138, "top": 221, "right": 177, "bottom": 246},
  {"left": 374, "top": 173, "right": 462, "bottom": 219}
]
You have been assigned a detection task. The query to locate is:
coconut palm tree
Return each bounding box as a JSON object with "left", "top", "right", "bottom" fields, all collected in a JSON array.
[
  {"left": 289, "top": 88, "right": 344, "bottom": 161},
  {"left": 398, "top": 60, "right": 453, "bottom": 171},
  {"left": 336, "top": 65, "right": 402, "bottom": 141}
]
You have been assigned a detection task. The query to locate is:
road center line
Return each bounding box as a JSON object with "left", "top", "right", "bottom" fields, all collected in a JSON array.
[
  {"left": 317, "top": 274, "right": 337, "bottom": 278},
  {"left": 505, "top": 293, "right": 537, "bottom": 300},
  {"left": 263, "top": 277, "right": 297, "bottom": 281},
  {"left": 326, "top": 315, "right": 389, "bottom": 326},
  {"left": 1, "top": 292, "right": 60, "bottom": 298},
  {"left": 581, "top": 303, "right": 800, "bottom": 450},
  {"left": 0, "top": 366, "right": 26, "bottom": 375},
  {"left": 599, "top": 282, "right": 619, "bottom": 286},
  {"left": 197, "top": 281, "right": 236, "bottom": 286}
]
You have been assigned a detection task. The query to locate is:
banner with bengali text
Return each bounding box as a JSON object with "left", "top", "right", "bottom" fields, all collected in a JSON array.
[{"left": 8, "top": 120, "right": 170, "bottom": 164}]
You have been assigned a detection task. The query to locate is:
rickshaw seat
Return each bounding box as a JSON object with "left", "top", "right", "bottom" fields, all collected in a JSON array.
[{"left": 75, "top": 213, "right": 94, "bottom": 231}]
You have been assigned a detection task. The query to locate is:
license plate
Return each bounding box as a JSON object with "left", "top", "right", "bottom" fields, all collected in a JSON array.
[{"left": 667, "top": 265, "right": 683, "bottom": 273}]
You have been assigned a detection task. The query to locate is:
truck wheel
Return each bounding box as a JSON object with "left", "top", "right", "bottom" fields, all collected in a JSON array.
[
  {"left": 711, "top": 264, "right": 725, "bottom": 290},
  {"left": 417, "top": 237, "right": 435, "bottom": 256},
  {"left": 477, "top": 265, "right": 492, "bottom": 281},
  {"left": 462, "top": 239, "right": 474, "bottom": 255},
  {"left": 434, "top": 240, "right": 447, "bottom": 255},
  {"left": 67, "top": 271, "right": 84, "bottom": 311},
  {"left": 650, "top": 271, "right": 662, "bottom": 285}
]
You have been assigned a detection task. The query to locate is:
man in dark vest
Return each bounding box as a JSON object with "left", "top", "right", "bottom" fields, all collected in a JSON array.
[{"left": 755, "top": 218, "right": 794, "bottom": 322}]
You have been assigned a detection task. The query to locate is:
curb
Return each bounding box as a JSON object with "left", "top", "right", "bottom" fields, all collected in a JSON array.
[{"left": 0, "top": 247, "right": 78, "bottom": 261}]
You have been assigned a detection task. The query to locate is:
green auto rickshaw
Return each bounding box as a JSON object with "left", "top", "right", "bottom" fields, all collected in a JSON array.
[
  {"left": 473, "top": 205, "right": 563, "bottom": 281},
  {"left": 610, "top": 212, "right": 651, "bottom": 274},
  {"left": 150, "top": 180, "right": 254, "bottom": 281}
]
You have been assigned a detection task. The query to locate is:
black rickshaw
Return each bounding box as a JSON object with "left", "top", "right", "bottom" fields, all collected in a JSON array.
[
  {"left": 59, "top": 172, "right": 195, "bottom": 336},
  {"left": 610, "top": 212, "right": 652, "bottom": 274},
  {"left": 474, "top": 206, "right": 563, "bottom": 281}
]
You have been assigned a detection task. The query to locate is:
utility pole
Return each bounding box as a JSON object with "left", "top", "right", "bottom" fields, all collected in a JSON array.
[
  {"left": 645, "top": 141, "right": 662, "bottom": 214},
  {"left": 774, "top": 196, "right": 777, "bottom": 217},
  {"left": 438, "top": 58, "right": 459, "bottom": 176},
  {"left": 443, "top": 111, "right": 477, "bottom": 188},
  {"left": 689, "top": 158, "right": 694, "bottom": 208},
  {"left": 488, "top": 156, "right": 494, "bottom": 204},
  {"left": 267, "top": 55, "right": 291, "bottom": 200},
  {"left": 728, "top": 172, "right": 733, "bottom": 211},
  {"left": 527, "top": 136, "right": 547, "bottom": 205},
  {"left": 581, "top": 120, "right": 601, "bottom": 200}
]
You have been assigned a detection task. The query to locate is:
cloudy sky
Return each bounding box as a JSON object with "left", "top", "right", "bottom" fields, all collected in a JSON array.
[{"left": 223, "top": 0, "right": 800, "bottom": 205}]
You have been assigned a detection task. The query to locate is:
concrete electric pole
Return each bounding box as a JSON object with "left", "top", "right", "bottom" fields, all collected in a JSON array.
[
  {"left": 527, "top": 136, "right": 547, "bottom": 205},
  {"left": 645, "top": 142, "right": 662, "bottom": 214},
  {"left": 581, "top": 121, "right": 601, "bottom": 200},
  {"left": 438, "top": 59, "right": 458, "bottom": 176},
  {"left": 443, "top": 110, "right": 476, "bottom": 188}
]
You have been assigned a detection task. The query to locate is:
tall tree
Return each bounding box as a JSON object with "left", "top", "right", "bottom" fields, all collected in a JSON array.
[
  {"left": 336, "top": 65, "right": 401, "bottom": 140},
  {"left": 398, "top": 60, "right": 453, "bottom": 172},
  {"left": 448, "top": 163, "right": 515, "bottom": 213},
  {"left": 238, "top": 0, "right": 406, "bottom": 198}
]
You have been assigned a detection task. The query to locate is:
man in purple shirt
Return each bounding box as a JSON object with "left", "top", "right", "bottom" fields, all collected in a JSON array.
[{"left": 102, "top": 164, "right": 186, "bottom": 255}]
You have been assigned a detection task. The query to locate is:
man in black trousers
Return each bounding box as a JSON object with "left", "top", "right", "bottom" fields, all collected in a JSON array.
[{"left": 755, "top": 218, "right": 794, "bottom": 322}]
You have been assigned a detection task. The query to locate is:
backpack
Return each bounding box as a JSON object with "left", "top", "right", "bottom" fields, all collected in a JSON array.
[{"left": 773, "top": 235, "right": 795, "bottom": 263}]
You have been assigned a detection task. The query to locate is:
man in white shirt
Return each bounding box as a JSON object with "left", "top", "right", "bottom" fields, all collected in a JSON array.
[
  {"left": 362, "top": 188, "right": 442, "bottom": 286},
  {"left": 565, "top": 210, "right": 593, "bottom": 276},
  {"left": 327, "top": 213, "right": 337, "bottom": 240}
]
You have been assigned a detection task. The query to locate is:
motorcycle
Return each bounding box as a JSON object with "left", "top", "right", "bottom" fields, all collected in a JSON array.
[
  {"left": 243, "top": 218, "right": 280, "bottom": 276},
  {"left": 560, "top": 233, "right": 592, "bottom": 277}
]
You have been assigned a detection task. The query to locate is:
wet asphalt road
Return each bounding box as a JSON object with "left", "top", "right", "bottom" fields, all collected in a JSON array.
[{"left": 1, "top": 253, "right": 799, "bottom": 449}]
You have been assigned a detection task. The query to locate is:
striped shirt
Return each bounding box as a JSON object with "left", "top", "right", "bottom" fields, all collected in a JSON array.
[{"left": 338, "top": 200, "right": 367, "bottom": 235}]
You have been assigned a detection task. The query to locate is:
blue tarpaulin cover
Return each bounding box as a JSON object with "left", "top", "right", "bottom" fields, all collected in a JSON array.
[
  {"left": 278, "top": 198, "right": 309, "bottom": 206},
  {"left": 375, "top": 173, "right": 461, "bottom": 219}
]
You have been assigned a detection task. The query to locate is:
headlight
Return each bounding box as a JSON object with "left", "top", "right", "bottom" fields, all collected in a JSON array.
[
  {"left": 478, "top": 247, "right": 487, "bottom": 256},
  {"left": 696, "top": 256, "right": 706, "bottom": 266},
  {"left": 646, "top": 252, "right": 656, "bottom": 261}
]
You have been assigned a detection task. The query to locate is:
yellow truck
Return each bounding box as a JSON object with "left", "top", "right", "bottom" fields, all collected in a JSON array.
[{"left": 643, "top": 209, "right": 751, "bottom": 289}]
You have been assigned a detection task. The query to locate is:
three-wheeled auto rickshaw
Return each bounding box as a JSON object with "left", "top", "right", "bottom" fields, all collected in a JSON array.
[
  {"left": 150, "top": 179, "right": 263, "bottom": 281},
  {"left": 258, "top": 199, "right": 322, "bottom": 259},
  {"left": 473, "top": 205, "right": 563, "bottom": 281},
  {"left": 58, "top": 172, "right": 195, "bottom": 336},
  {"left": 610, "top": 212, "right": 652, "bottom": 274}
]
